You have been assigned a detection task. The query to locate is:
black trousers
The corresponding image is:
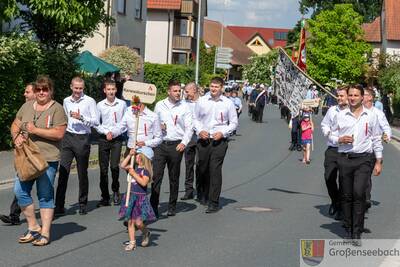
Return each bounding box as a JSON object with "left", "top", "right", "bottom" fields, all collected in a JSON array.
[
  {"left": 150, "top": 141, "right": 184, "bottom": 212},
  {"left": 55, "top": 132, "right": 91, "bottom": 208},
  {"left": 338, "top": 153, "right": 375, "bottom": 234},
  {"left": 98, "top": 136, "right": 123, "bottom": 200},
  {"left": 9, "top": 196, "right": 21, "bottom": 218},
  {"left": 184, "top": 136, "right": 197, "bottom": 196},
  {"left": 255, "top": 104, "right": 264, "bottom": 122},
  {"left": 365, "top": 156, "right": 377, "bottom": 202},
  {"left": 324, "top": 147, "right": 341, "bottom": 207},
  {"left": 196, "top": 138, "right": 228, "bottom": 207}
]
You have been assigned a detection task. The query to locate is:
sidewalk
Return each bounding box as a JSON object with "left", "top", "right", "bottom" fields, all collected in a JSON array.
[
  {"left": 392, "top": 126, "right": 400, "bottom": 142},
  {"left": 0, "top": 145, "right": 99, "bottom": 185}
]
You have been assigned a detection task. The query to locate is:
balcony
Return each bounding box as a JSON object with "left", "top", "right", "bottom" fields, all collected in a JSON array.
[
  {"left": 180, "top": 0, "right": 198, "bottom": 16},
  {"left": 172, "top": 35, "right": 194, "bottom": 50}
]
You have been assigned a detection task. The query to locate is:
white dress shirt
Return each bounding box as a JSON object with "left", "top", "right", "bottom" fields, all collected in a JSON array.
[
  {"left": 117, "top": 106, "right": 162, "bottom": 148},
  {"left": 194, "top": 94, "right": 238, "bottom": 138},
  {"left": 335, "top": 107, "right": 383, "bottom": 158},
  {"left": 154, "top": 98, "right": 193, "bottom": 146},
  {"left": 95, "top": 98, "right": 127, "bottom": 137},
  {"left": 321, "top": 105, "right": 341, "bottom": 147},
  {"left": 63, "top": 94, "right": 99, "bottom": 134},
  {"left": 370, "top": 106, "right": 392, "bottom": 141}
]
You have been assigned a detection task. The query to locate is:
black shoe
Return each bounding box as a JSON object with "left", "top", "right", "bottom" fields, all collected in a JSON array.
[
  {"left": 96, "top": 199, "right": 110, "bottom": 208},
  {"left": 365, "top": 200, "right": 372, "bottom": 211},
  {"left": 296, "top": 145, "right": 303, "bottom": 151},
  {"left": 79, "top": 205, "right": 87, "bottom": 215},
  {"left": 334, "top": 210, "right": 343, "bottom": 221},
  {"left": 205, "top": 205, "right": 219, "bottom": 214},
  {"left": 344, "top": 229, "right": 352, "bottom": 239},
  {"left": 113, "top": 192, "right": 121, "bottom": 205},
  {"left": 289, "top": 144, "right": 295, "bottom": 151},
  {"left": 0, "top": 214, "right": 20, "bottom": 225},
  {"left": 153, "top": 208, "right": 159, "bottom": 219},
  {"left": 181, "top": 193, "right": 194, "bottom": 200},
  {"left": 167, "top": 209, "right": 176, "bottom": 217},
  {"left": 352, "top": 233, "right": 362, "bottom": 246},
  {"left": 328, "top": 204, "right": 338, "bottom": 216},
  {"left": 54, "top": 207, "right": 66, "bottom": 216}
]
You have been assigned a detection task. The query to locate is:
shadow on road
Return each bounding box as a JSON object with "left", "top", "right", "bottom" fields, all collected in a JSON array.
[
  {"left": 51, "top": 222, "right": 87, "bottom": 242},
  {"left": 68, "top": 200, "right": 99, "bottom": 214},
  {"left": 268, "top": 187, "right": 329, "bottom": 199},
  {"left": 219, "top": 196, "right": 237, "bottom": 208}
]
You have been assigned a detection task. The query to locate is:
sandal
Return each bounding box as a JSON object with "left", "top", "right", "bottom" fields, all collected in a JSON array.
[
  {"left": 124, "top": 240, "right": 136, "bottom": 251},
  {"left": 32, "top": 235, "right": 50, "bottom": 246},
  {"left": 19, "top": 229, "right": 41, "bottom": 243}
]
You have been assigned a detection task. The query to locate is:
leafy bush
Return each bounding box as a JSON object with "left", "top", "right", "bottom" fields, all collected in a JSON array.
[
  {"left": 144, "top": 63, "right": 194, "bottom": 103},
  {"left": 100, "top": 46, "right": 143, "bottom": 78},
  {"left": 0, "top": 33, "right": 45, "bottom": 149},
  {"left": 378, "top": 61, "right": 400, "bottom": 116}
]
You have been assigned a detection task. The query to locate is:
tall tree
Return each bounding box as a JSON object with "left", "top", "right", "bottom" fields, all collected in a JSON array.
[
  {"left": 300, "top": 0, "right": 382, "bottom": 23},
  {"left": 307, "top": 4, "right": 372, "bottom": 84},
  {"left": 243, "top": 50, "right": 278, "bottom": 85}
]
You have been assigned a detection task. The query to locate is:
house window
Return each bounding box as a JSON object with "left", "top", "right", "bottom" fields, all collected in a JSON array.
[
  {"left": 274, "top": 32, "right": 288, "bottom": 40},
  {"left": 117, "top": 0, "right": 126, "bottom": 15},
  {"left": 251, "top": 39, "right": 262, "bottom": 46},
  {"left": 172, "top": 52, "right": 188, "bottom": 65},
  {"left": 135, "top": 0, "right": 143, "bottom": 19}
]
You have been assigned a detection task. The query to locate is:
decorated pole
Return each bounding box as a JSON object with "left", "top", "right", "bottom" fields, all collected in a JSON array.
[{"left": 125, "top": 96, "right": 141, "bottom": 207}]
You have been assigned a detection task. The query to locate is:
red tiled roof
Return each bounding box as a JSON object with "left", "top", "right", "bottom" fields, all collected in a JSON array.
[
  {"left": 204, "top": 19, "right": 253, "bottom": 65},
  {"left": 147, "top": 0, "right": 181, "bottom": 10},
  {"left": 362, "top": 0, "right": 400, "bottom": 42},
  {"left": 227, "top": 26, "right": 290, "bottom": 48}
]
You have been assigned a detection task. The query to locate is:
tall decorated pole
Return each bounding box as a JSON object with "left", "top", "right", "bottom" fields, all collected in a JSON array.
[{"left": 297, "top": 19, "right": 307, "bottom": 72}]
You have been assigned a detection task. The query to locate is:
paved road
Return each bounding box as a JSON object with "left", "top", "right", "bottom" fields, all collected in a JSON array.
[{"left": 1, "top": 105, "right": 399, "bottom": 267}]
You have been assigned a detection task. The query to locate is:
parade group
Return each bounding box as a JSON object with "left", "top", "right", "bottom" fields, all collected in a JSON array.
[{"left": 0, "top": 74, "right": 394, "bottom": 249}]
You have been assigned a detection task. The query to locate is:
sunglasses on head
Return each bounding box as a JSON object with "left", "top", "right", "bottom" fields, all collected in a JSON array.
[{"left": 35, "top": 87, "right": 49, "bottom": 92}]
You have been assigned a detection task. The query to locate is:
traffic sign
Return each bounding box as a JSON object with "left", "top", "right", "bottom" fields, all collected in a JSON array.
[
  {"left": 216, "top": 63, "right": 232, "bottom": 69},
  {"left": 216, "top": 46, "right": 233, "bottom": 64},
  {"left": 217, "top": 47, "right": 233, "bottom": 53}
]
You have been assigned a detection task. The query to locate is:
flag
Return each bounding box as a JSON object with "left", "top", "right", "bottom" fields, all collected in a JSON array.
[{"left": 297, "top": 19, "right": 307, "bottom": 72}]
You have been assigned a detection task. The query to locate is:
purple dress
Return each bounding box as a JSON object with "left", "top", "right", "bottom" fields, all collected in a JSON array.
[{"left": 119, "top": 168, "right": 156, "bottom": 222}]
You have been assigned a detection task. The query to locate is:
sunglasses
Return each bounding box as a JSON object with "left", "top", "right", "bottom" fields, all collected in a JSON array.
[{"left": 35, "top": 87, "right": 49, "bottom": 93}]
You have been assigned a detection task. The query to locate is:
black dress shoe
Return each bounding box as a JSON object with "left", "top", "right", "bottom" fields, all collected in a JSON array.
[
  {"left": 96, "top": 199, "right": 110, "bottom": 208},
  {"left": 167, "top": 209, "right": 176, "bottom": 217},
  {"left": 328, "top": 204, "right": 338, "bottom": 216},
  {"left": 334, "top": 210, "right": 343, "bottom": 221},
  {"left": 54, "top": 207, "right": 66, "bottom": 216},
  {"left": 0, "top": 214, "right": 21, "bottom": 225},
  {"left": 352, "top": 233, "right": 362, "bottom": 246},
  {"left": 365, "top": 200, "right": 372, "bottom": 211},
  {"left": 181, "top": 193, "right": 194, "bottom": 201},
  {"left": 79, "top": 205, "right": 87, "bottom": 215},
  {"left": 288, "top": 144, "right": 295, "bottom": 151},
  {"left": 205, "top": 205, "right": 219, "bottom": 214},
  {"left": 113, "top": 192, "right": 121, "bottom": 205}
]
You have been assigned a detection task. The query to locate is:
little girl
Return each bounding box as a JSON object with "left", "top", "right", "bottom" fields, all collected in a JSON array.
[
  {"left": 300, "top": 113, "right": 314, "bottom": 164},
  {"left": 119, "top": 146, "right": 156, "bottom": 251}
]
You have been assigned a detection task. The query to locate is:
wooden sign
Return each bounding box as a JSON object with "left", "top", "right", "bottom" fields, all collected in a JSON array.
[
  {"left": 123, "top": 81, "right": 157, "bottom": 104},
  {"left": 302, "top": 99, "right": 320, "bottom": 108}
]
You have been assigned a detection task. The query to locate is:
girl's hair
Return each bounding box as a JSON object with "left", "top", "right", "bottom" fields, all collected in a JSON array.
[{"left": 138, "top": 153, "right": 153, "bottom": 181}]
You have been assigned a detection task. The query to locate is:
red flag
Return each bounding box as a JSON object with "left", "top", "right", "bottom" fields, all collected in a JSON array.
[{"left": 297, "top": 19, "right": 307, "bottom": 72}]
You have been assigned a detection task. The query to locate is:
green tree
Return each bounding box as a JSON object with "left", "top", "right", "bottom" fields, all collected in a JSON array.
[
  {"left": 300, "top": 0, "right": 382, "bottom": 23},
  {"left": 5, "top": 0, "right": 113, "bottom": 49},
  {"left": 242, "top": 50, "right": 278, "bottom": 85},
  {"left": 307, "top": 4, "right": 372, "bottom": 84}
]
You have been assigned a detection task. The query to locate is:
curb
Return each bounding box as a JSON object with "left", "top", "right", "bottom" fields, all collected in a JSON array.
[{"left": 0, "top": 159, "right": 99, "bottom": 186}]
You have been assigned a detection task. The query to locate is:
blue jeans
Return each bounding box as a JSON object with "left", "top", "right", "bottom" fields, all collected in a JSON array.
[{"left": 14, "top": 162, "right": 59, "bottom": 209}]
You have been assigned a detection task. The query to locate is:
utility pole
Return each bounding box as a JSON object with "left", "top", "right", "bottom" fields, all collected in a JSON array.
[{"left": 195, "top": 0, "right": 202, "bottom": 84}]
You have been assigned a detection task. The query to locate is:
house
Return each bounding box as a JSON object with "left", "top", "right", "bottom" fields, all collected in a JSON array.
[
  {"left": 203, "top": 19, "right": 254, "bottom": 80},
  {"left": 82, "top": 0, "right": 147, "bottom": 58},
  {"left": 227, "top": 26, "right": 290, "bottom": 55},
  {"left": 145, "top": 0, "right": 207, "bottom": 65},
  {"left": 362, "top": 0, "right": 400, "bottom": 56}
]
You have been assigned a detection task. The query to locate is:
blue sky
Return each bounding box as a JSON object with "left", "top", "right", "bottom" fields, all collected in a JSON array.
[{"left": 206, "top": 0, "right": 303, "bottom": 29}]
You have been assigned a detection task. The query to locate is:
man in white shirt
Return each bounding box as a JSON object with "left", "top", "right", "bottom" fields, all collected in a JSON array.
[
  {"left": 194, "top": 77, "right": 238, "bottom": 213},
  {"left": 363, "top": 88, "right": 391, "bottom": 210},
  {"left": 150, "top": 80, "right": 193, "bottom": 217},
  {"left": 181, "top": 82, "right": 200, "bottom": 201},
  {"left": 55, "top": 77, "right": 99, "bottom": 215},
  {"left": 95, "top": 80, "right": 127, "bottom": 207},
  {"left": 335, "top": 84, "right": 383, "bottom": 245},
  {"left": 321, "top": 86, "right": 347, "bottom": 221}
]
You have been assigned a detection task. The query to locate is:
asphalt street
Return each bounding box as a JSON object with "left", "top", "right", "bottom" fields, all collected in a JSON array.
[{"left": 0, "top": 105, "right": 399, "bottom": 267}]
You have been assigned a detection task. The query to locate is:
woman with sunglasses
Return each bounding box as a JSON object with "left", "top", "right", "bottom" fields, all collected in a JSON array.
[{"left": 11, "top": 75, "right": 67, "bottom": 246}]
